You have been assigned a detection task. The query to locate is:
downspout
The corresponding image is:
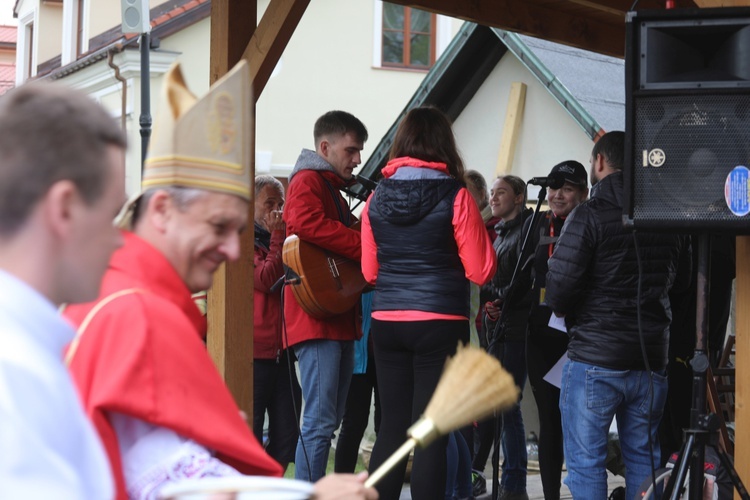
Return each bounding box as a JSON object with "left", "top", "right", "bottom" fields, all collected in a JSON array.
[{"left": 107, "top": 43, "right": 126, "bottom": 132}]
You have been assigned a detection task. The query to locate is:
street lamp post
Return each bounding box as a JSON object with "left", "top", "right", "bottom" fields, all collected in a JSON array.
[
  {"left": 139, "top": 32, "right": 150, "bottom": 169},
  {"left": 120, "top": 0, "right": 151, "bottom": 170}
]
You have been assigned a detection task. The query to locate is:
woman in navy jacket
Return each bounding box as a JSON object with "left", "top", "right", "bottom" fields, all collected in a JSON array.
[{"left": 361, "top": 107, "right": 496, "bottom": 500}]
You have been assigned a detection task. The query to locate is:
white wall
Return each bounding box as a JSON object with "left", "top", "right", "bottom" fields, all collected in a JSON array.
[
  {"left": 255, "top": 1, "right": 460, "bottom": 176},
  {"left": 0, "top": 0, "right": 16, "bottom": 24},
  {"left": 454, "top": 53, "right": 594, "bottom": 198}
]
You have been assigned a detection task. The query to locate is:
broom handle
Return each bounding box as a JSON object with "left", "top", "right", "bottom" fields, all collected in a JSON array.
[{"left": 364, "top": 438, "right": 417, "bottom": 488}]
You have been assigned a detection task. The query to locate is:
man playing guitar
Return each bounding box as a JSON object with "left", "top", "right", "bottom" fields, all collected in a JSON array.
[{"left": 282, "top": 111, "right": 369, "bottom": 483}]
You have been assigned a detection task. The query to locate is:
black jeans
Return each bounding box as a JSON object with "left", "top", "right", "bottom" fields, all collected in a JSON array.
[
  {"left": 253, "top": 350, "right": 302, "bottom": 468},
  {"left": 369, "top": 319, "right": 469, "bottom": 500},
  {"left": 334, "top": 350, "right": 380, "bottom": 472},
  {"left": 526, "top": 328, "right": 568, "bottom": 500}
]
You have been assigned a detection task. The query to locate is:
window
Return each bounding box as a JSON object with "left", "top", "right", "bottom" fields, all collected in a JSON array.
[
  {"left": 25, "top": 23, "right": 33, "bottom": 79},
  {"left": 76, "top": 0, "right": 85, "bottom": 56},
  {"left": 381, "top": 3, "right": 435, "bottom": 69},
  {"left": 16, "top": 10, "right": 35, "bottom": 84},
  {"left": 62, "top": 0, "right": 87, "bottom": 65}
]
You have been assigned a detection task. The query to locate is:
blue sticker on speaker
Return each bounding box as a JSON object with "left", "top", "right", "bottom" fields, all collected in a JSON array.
[{"left": 725, "top": 166, "right": 750, "bottom": 217}]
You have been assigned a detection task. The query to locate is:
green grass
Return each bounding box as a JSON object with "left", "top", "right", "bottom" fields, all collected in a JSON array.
[{"left": 283, "top": 451, "right": 368, "bottom": 478}]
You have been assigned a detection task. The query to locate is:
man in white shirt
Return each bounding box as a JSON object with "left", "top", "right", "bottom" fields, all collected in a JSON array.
[{"left": 0, "top": 82, "right": 127, "bottom": 498}]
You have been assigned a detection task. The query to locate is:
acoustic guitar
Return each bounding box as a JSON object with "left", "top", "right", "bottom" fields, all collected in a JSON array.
[{"left": 282, "top": 226, "right": 367, "bottom": 319}]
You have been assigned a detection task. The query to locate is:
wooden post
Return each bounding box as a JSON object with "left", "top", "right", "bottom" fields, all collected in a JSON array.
[
  {"left": 735, "top": 236, "right": 750, "bottom": 498},
  {"left": 207, "top": 0, "right": 257, "bottom": 422},
  {"left": 242, "top": 0, "right": 311, "bottom": 98},
  {"left": 495, "top": 82, "right": 527, "bottom": 175}
]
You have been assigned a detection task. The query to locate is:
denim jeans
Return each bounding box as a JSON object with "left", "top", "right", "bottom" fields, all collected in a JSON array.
[
  {"left": 253, "top": 351, "right": 301, "bottom": 467},
  {"left": 473, "top": 340, "right": 528, "bottom": 490},
  {"left": 560, "top": 359, "right": 668, "bottom": 500},
  {"left": 497, "top": 339, "right": 528, "bottom": 493},
  {"left": 446, "top": 431, "right": 472, "bottom": 500},
  {"left": 293, "top": 339, "right": 354, "bottom": 482}
]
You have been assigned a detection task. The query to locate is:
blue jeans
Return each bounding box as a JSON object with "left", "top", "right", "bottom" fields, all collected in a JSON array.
[
  {"left": 498, "top": 340, "right": 528, "bottom": 493},
  {"left": 560, "top": 359, "right": 668, "bottom": 500},
  {"left": 446, "top": 431, "right": 472, "bottom": 499},
  {"left": 293, "top": 339, "right": 354, "bottom": 482}
]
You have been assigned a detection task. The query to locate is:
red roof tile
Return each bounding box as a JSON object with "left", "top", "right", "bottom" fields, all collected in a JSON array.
[
  {"left": 0, "top": 62, "right": 15, "bottom": 95},
  {"left": 0, "top": 26, "right": 17, "bottom": 44}
]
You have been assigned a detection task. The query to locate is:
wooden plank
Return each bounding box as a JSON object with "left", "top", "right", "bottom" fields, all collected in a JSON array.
[
  {"left": 495, "top": 82, "right": 527, "bottom": 176},
  {"left": 694, "top": 0, "right": 749, "bottom": 5},
  {"left": 207, "top": 0, "right": 257, "bottom": 422},
  {"left": 210, "top": 0, "right": 257, "bottom": 83},
  {"left": 242, "top": 0, "right": 311, "bottom": 98},
  {"left": 389, "top": 0, "right": 627, "bottom": 57},
  {"left": 565, "top": 0, "right": 629, "bottom": 16},
  {"left": 735, "top": 236, "right": 750, "bottom": 499}
]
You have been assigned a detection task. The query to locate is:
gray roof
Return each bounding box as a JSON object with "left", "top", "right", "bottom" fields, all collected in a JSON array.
[{"left": 518, "top": 34, "right": 625, "bottom": 133}]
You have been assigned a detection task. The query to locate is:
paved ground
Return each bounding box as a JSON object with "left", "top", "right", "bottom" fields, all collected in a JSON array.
[{"left": 398, "top": 464, "right": 627, "bottom": 499}]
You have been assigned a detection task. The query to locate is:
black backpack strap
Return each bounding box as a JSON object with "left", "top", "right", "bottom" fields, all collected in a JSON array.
[{"left": 320, "top": 174, "right": 351, "bottom": 226}]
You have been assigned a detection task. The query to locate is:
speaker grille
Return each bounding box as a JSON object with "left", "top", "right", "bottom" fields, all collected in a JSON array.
[{"left": 631, "top": 94, "right": 750, "bottom": 228}]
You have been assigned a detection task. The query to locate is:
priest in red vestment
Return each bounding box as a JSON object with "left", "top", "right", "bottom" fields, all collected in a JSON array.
[{"left": 64, "top": 61, "right": 377, "bottom": 500}]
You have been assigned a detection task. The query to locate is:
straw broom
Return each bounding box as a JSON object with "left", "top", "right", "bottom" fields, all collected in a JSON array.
[{"left": 365, "top": 344, "right": 520, "bottom": 488}]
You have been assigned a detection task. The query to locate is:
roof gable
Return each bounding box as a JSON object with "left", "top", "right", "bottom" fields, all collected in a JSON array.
[
  {"left": 517, "top": 34, "right": 624, "bottom": 134},
  {"left": 355, "top": 22, "right": 624, "bottom": 197}
]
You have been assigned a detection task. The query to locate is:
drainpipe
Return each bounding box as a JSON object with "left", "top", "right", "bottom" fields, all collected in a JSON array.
[{"left": 107, "top": 43, "right": 127, "bottom": 133}]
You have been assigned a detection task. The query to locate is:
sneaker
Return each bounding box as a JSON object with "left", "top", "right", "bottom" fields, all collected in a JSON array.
[
  {"left": 471, "top": 470, "right": 487, "bottom": 497},
  {"left": 608, "top": 486, "right": 626, "bottom": 500},
  {"left": 498, "top": 490, "right": 529, "bottom": 500}
]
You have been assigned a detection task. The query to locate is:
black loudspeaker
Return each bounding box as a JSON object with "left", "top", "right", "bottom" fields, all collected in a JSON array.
[
  {"left": 623, "top": 7, "right": 750, "bottom": 233},
  {"left": 121, "top": 0, "right": 151, "bottom": 34}
]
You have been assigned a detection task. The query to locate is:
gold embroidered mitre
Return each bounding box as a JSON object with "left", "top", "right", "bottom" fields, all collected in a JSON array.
[{"left": 142, "top": 60, "right": 252, "bottom": 200}]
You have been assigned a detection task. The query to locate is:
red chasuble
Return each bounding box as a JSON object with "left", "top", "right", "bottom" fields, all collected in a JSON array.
[{"left": 65, "top": 231, "right": 282, "bottom": 499}]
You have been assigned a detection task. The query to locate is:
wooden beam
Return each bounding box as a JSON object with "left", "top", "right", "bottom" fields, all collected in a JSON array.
[
  {"left": 495, "top": 82, "right": 526, "bottom": 175},
  {"left": 735, "top": 236, "right": 750, "bottom": 499},
  {"left": 242, "top": 0, "right": 311, "bottom": 99},
  {"left": 566, "top": 0, "right": 629, "bottom": 17},
  {"left": 567, "top": 0, "right": 701, "bottom": 15},
  {"left": 390, "top": 0, "right": 627, "bottom": 57},
  {"left": 207, "top": 0, "right": 257, "bottom": 422},
  {"left": 210, "top": 0, "right": 257, "bottom": 82},
  {"left": 694, "top": 0, "right": 749, "bottom": 5}
]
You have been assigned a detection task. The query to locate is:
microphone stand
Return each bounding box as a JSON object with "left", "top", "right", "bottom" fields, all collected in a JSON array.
[{"left": 488, "top": 186, "right": 548, "bottom": 500}]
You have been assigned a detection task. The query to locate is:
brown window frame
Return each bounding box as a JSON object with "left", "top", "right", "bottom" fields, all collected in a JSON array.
[{"left": 381, "top": 4, "right": 436, "bottom": 70}]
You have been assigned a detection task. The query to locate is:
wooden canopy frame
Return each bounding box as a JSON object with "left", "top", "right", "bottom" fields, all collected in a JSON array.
[{"left": 207, "top": 0, "right": 750, "bottom": 490}]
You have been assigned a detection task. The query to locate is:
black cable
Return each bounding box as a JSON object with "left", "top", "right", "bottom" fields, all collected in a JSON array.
[
  {"left": 280, "top": 273, "right": 313, "bottom": 481},
  {"left": 633, "top": 231, "right": 660, "bottom": 499}
]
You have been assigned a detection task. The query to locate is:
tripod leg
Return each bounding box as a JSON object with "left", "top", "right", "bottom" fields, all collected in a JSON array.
[
  {"left": 689, "top": 433, "right": 706, "bottom": 500},
  {"left": 714, "top": 446, "right": 750, "bottom": 499},
  {"left": 664, "top": 434, "right": 694, "bottom": 500},
  {"left": 492, "top": 411, "right": 501, "bottom": 500}
]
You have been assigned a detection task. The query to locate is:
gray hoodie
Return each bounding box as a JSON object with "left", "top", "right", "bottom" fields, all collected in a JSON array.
[{"left": 288, "top": 149, "right": 338, "bottom": 183}]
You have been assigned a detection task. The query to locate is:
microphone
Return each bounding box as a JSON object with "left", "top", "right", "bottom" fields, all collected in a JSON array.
[
  {"left": 355, "top": 175, "right": 379, "bottom": 192},
  {"left": 270, "top": 275, "right": 286, "bottom": 293},
  {"left": 342, "top": 175, "right": 378, "bottom": 203},
  {"left": 270, "top": 266, "right": 301, "bottom": 293},
  {"left": 528, "top": 173, "right": 565, "bottom": 190}
]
